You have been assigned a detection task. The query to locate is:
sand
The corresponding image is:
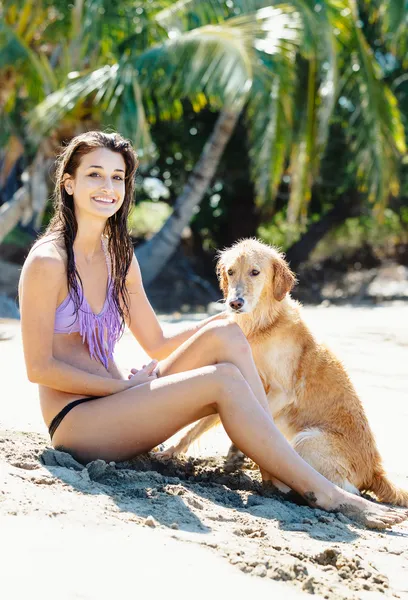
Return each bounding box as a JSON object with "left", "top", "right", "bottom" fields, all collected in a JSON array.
[{"left": 0, "top": 303, "right": 407, "bottom": 599}]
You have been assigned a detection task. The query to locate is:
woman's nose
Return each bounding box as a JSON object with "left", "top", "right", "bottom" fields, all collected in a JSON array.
[{"left": 101, "top": 178, "right": 114, "bottom": 191}]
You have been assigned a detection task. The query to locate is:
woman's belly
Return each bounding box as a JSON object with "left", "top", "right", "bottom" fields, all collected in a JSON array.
[{"left": 40, "top": 332, "right": 126, "bottom": 428}]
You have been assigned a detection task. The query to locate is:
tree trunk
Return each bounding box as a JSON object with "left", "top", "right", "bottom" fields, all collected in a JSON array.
[
  {"left": 0, "top": 149, "right": 53, "bottom": 244},
  {"left": 0, "top": 185, "right": 30, "bottom": 244},
  {"left": 285, "top": 190, "right": 363, "bottom": 270},
  {"left": 136, "top": 108, "right": 241, "bottom": 286},
  {"left": 30, "top": 151, "right": 53, "bottom": 229}
]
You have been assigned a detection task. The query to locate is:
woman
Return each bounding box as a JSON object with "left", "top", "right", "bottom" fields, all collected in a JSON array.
[{"left": 19, "top": 131, "right": 406, "bottom": 529}]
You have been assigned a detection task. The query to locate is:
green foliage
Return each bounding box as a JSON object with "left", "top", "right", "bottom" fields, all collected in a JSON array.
[
  {"left": 258, "top": 211, "right": 305, "bottom": 251},
  {"left": 26, "top": 1, "right": 303, "bottom": 161},
  {"left": 310, "top": 209, "right": 408, "bottom": 262},
  {"left": 127, "top": 201, "right": 172, "bottom": 238},
  {"left": 1, "top": 0, "right": 408, "bottom": 266},
  {"left": 1, "top": 225, "right": 34, "bottom": 247},
  {"left": 258, "top": 207, "right": 408, "bottom": 260}
]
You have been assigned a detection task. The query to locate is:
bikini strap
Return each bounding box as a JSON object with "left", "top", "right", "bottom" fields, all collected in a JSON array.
[{"left": 101, "top": 236, "right": 112, "bottom": 278}]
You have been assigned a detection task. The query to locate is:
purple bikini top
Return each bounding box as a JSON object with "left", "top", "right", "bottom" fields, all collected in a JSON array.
[{"left": 54, "top": 237, "right": 122, "bottom": 369}]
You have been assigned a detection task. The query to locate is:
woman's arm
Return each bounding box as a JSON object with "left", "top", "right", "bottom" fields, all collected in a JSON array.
[
  {"left": 19, "top": 245, "right": 136, "bottom": 396},
  {"left": 29, "top": 356, "right": 135, "bottom": 396},
  {"left": 125, "top": 255, "right": 228, "bottom": 361}
]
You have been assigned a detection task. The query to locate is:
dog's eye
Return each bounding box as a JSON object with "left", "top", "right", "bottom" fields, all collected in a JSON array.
[
  {"left": 250, "top": 269, "right": 260, "bottom": 276},
  {"left": 227, "top": 269, "right": 234, "bottom": 276}
]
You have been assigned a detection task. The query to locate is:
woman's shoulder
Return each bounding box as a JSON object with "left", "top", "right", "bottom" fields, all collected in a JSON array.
[
  {"left": 29, "top": 234, "right": 67, "bottom": 262},
  {"left": 22, "top": 235, "right": 67, "bottom": 281},
  {"left": 126, "top": 251, "right": 143, "bottom": 286}
]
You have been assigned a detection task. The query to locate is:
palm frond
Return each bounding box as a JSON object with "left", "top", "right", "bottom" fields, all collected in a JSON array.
[
  {"left": 139, "top": 5, "right": 301, "bottom": 112},
  {"left": 346, "top": 16, "right": 406, "bottom": 213},
  {"left": 28, "top": 65, "right": 119, "bottom": 140},
  {"left": 382, "top": 0, "right": 408, "bottom": 63},
  {"left": 28, "top": 4, "right": 301, "bottom": 149},
  {"left": 246, "top": 54, "right": 295, "bottom": 211},
  {"left": 28, "top": 62, "right": 153, "bottom": 159},
  {"left": 247, "top": 0, "right": 340, "bottom": 218},
  {"left": 100, "top": 63, "right": 156, "bottom": 158},
  {"left": 0, "top": 18, "right": 42, "bottom": 88},
  {"left": 287, "top": 58, "right": 316, "bottom": 225},
  {"left": 71, "top": 0, "right": 171, "bottom": 65},
  {"left": 155, "top": 0, "right": 229, "bottom": 30}
]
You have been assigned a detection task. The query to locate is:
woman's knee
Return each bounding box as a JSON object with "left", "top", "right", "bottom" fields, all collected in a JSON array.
[
  {"left": 211, "top": 362, "right": 249, "bottom": 403},
  {"left": 201, "top": 320, "right": 252, "bottom": 356},
  {"left": 215, "top": 361, "right": 244, "bottom": 380}
]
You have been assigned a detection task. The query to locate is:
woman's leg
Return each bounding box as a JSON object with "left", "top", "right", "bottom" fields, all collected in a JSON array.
[
  {"left": 155, "top": 320, "right": 283, "bottom": 483},
  {"left": 158, "top": 320, "right": 269, "bottom": 411},
  {"left": 53, "top": 362, "right": 407, "bottom": 529}
]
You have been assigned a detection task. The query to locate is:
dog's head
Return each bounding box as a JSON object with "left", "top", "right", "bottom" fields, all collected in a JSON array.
[{"left": 216, "top": 238, "right": 296, "bottom": 314}]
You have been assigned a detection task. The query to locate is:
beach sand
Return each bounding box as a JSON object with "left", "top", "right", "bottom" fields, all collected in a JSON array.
[{"left": 1, "top": 304, "right": 407, "bottom": 599}]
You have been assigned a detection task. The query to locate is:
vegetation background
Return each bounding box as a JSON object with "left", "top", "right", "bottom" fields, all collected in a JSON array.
[{"left": 1, "top": 0, "right": 407, "bottom": 312}]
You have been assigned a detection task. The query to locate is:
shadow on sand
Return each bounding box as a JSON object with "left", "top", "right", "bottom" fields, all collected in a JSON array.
[{"left": 37, "top": 444, "right": 366, "bottom": 544}]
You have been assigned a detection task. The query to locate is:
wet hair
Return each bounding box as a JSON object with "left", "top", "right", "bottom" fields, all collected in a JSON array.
[{"left": 43, "top": 130, "right": 139, "bottom": 334}]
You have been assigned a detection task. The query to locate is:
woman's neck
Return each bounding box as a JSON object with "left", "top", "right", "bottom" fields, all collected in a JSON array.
[{"left": 74, "top": 219, "right": 106, "bottom": 262}]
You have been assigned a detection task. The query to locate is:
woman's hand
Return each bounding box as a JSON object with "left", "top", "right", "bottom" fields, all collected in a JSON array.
[{"left": 127, "top": 359, "right": 159, "bottom": 386}]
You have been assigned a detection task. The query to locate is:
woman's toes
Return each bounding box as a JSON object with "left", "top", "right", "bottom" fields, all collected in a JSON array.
[
  {"left": 386, "top": 508, "right": 406, "bottom": 521},
  {"left": 381, "top": 512, "right": 404, "bottom": 525},
  {"left": 372, "top": 515, "right": 396, "bottom": 529}
]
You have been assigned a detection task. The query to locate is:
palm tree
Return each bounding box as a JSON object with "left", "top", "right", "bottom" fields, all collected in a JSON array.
[
  {"left": 0, "top": 0, "right": 163, "bottom": 241},
  {"left": 135, "top": 108, "right": 242, "bottom": 281},
  {"left": 135, "top": 0, "right": 406, "bottom": 279},
  {"left": 284, "top": 0, "right": 408, "bottom": 266},
  {"left": 25, "top": 1, "right": 303, "bottom": 282},
  {"left": 2, "top": 0, "right": 406, "bottom": 282}
]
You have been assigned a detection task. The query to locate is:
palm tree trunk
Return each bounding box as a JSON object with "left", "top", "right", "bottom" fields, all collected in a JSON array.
[
  {"left": 136, "top": 108, "right": 241, "bottom": 285},
  {"left": 0, "top": 149, "right": 53, "bottom": 244},
  {"left": 30, "top": 151, "right": 53, "bottom": 229},
  {"left": 0, "top": 185, "right": 30, "bottom": 244}
]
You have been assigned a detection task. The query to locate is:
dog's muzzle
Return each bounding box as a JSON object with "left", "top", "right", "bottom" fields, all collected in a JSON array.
[{"left": 229, "top": 297, "right": 245, "bottom": 312}]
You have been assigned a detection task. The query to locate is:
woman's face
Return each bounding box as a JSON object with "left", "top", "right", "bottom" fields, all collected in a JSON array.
[{"left": 64, "top": 147, "right": 126, "bottom": 220}]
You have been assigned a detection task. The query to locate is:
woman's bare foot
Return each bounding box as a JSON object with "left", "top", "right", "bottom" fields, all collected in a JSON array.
[{"left": 308, "top": 487, "right": 408, "bottom": 529}]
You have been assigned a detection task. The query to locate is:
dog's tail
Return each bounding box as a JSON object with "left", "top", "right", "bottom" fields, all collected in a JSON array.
[{"left": 368, "top": 470, "right": 408, "bottom": 507}]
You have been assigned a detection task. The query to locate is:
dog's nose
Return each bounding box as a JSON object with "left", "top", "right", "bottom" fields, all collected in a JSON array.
[{"left": 229, "top": 298, "right": 244, "bottom": 311}]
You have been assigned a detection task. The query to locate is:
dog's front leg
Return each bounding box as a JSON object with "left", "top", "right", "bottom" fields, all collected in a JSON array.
[{"left": 157, "top": 415, "right": 221, "bottom": 458}]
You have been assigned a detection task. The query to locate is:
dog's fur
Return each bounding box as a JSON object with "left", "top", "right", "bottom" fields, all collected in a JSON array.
[{"left": 169, "top": 239, "right": 408, "bottom": 506}]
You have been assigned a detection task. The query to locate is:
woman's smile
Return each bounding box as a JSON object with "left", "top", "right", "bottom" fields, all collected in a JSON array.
[{"left": 91, "top": 195, "right": 117, "bottom": 205}]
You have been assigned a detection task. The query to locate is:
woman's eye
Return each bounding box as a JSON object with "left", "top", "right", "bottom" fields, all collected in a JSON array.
[
  {"left": 88, "top": 172, "right": 123, "bottom": 181},
  {"left": 250, "top": 270, "right": 260, "bottom": 276},
  {"left": 227, "top": 269, "right": 234, "bottom": 276}
]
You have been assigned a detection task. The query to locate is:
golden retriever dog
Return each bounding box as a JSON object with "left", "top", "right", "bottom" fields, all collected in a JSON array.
[{"left": 164, "top": 238, "right": 408, "bottom": 507}]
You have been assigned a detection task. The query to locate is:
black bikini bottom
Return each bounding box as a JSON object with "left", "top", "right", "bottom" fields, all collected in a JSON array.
[{"left": 48, "top": 396, "right": 102, "bottom": 440}]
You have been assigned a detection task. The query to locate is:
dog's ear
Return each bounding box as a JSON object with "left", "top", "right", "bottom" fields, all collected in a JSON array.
[
  {"left": 272, "top": 255, "right": 296, "bottom": 301},
  {"left": 216, "top": 256, "right": 228, "bottom": 298}
]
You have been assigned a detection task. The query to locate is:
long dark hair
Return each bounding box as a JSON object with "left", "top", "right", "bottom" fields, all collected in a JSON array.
[{"left": 43, "top": 130, "right": 139, "bottom": 334}]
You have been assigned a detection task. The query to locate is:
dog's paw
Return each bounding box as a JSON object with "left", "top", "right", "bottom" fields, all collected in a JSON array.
[
  {"left": 153, "top": 445, "right": 184, "bottom": 459},
  {"left": 225, "top": 444, "right": 247, "bottom": 472}
]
